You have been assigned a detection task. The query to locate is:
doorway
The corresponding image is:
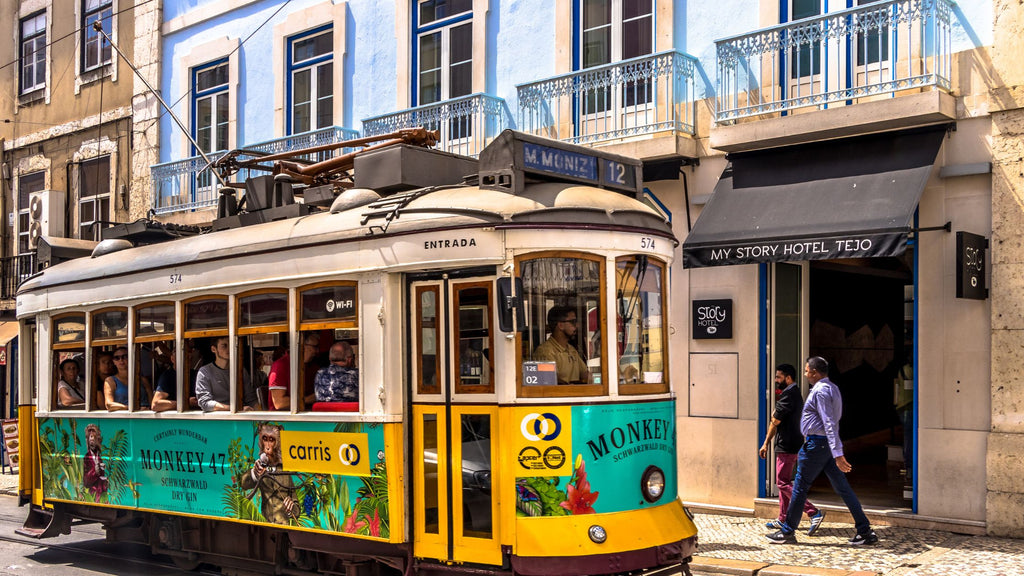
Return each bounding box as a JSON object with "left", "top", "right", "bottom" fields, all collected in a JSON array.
[
  {"left": 767, "top": 251, "right": 914, "bottom": 509},
  {"left": 408, "top": 273, "right": 502, "bottom": 566}
]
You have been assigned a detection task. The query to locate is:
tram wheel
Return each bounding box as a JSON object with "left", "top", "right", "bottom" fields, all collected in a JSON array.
[{"left": 170, "top": 554, "right": 202, "bottom": 571}]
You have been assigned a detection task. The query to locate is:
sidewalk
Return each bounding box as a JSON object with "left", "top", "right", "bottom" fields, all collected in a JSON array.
[
  {"left": 0, "top": 470, "right": 16, "bottom": 496},
  {"left": 691, "top": 512, "right": 1024, "bottom": 576}
]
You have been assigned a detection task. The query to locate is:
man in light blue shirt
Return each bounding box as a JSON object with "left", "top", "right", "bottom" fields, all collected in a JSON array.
[{"left": 767, "top": 356, "right": 877, "bottom": 546}]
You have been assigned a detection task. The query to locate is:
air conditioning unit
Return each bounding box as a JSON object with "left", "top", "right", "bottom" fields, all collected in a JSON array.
[{"left": 28, "top": 190, "right": 66, "bottom": 250}]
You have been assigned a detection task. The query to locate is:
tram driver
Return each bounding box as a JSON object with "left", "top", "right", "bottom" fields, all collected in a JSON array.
[
  {"left": 195, "top": 336, "right": 259, "bottom": 412},
  {"left": 533, "top": 305, "right": 590, "bottom": 385}
]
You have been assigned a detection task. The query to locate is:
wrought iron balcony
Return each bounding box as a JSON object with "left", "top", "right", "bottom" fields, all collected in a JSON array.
[
  {"left": 517, "top": 50, "right": 699, "bottom": 146},
  {"left": 362, "top": 93, "right": 513, "bottom": 158},
  {"left": 0, "top": 253, "right": 36, "bottom": 301},
  {"left": 715, "top": 0, "right": 953, "bottom": 123},
  {"left": 151, "top": 126, "right": 359, "bottom": 215}
]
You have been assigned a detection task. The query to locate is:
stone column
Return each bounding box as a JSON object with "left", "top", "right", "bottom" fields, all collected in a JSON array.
[
  {"left": 987, "top": 0, "right": 1024, "bottom": 538},
  {"left": 129, "top": 0, "right": 163, "bottom": 221}
]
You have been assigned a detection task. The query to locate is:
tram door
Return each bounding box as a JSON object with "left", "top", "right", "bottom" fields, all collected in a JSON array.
[{"left": 410, "top": 275, "right": 501, "bottom": 566}]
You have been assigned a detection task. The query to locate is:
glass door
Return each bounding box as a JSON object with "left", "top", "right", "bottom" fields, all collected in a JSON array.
[
  {"left": 766, "top": 262, "right": 807, "bottom": 496},
  {"left": 411, "top": 276, "right": 501, "bottom": 566}
]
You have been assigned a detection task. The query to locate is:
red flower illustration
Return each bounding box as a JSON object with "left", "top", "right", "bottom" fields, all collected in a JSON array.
[
  {"left": 342, "top": 511, "right": 367, "bottom": 534},
  {"left": 369, "top": 509, "right": 381, "bottom": 537},
  {"left": 560, "top": 459, "right": 599, "bottom": 514}
]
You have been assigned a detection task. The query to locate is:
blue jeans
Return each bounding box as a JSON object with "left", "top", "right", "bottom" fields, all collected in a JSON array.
[{"left": 783, "top": 435, "right": 871, "bottom": 535}]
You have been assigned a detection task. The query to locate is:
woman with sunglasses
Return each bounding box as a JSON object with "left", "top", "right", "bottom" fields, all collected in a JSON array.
[{"left": 104, "top": 347, "right": 131, "bottom": 411}]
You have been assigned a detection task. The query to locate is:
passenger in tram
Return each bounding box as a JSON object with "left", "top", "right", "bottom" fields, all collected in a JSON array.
[
  {"left": 56, "top": 358, "right": 86, "bottom": 409},
  {"left": 314, "top": 341, "right": 359, "bottom": 403},
  {"left": 268, "top": 334, "right": 319, "bottom": 411},
  {"left": 103, "top": 347, "right": 132, "bottom": 411},
  {"left": 533, "top": 305, "right": 590, "bottom": 385},
  {"left": 195, "top": 336, "right": 258, "bottom": 412},
  {"left": 93, "top": 350, "right": 114, "bottom": 410},
  {"left": 152, "top": 343, "right": 198, "bottom": 412}
]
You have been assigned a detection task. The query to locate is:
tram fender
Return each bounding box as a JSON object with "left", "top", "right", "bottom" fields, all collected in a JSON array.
[{"left": 15, "top": 503, "right": 70, "bottom": 539}]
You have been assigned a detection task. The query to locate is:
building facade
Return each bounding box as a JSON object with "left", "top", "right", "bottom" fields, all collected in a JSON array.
[{"left": 126, "top": 0, "right": 1022, "bottom": 536}]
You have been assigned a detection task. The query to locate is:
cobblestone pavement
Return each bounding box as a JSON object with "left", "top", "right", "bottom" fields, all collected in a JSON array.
[
  {"left": 692, "top": 513, "right": 1024, "bottom": 576},
  {"left": 0, "top": 470, "right": 16, "bottom": 496}
]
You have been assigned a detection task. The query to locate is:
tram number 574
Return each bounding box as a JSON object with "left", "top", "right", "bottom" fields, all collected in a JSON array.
[{"left": 641, "top": 237, "right": 656, "bottom": 249}]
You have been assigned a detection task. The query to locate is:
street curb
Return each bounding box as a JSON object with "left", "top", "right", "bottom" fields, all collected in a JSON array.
[{"left": 692, "top": 557, "right": 877, "bottom": 576}]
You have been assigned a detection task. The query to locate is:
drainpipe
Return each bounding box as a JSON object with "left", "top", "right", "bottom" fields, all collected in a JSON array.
[{"left": 0, "top": 137, "right": 6, "bottom": 258}]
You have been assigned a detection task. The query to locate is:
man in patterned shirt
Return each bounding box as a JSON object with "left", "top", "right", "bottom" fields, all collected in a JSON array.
[{"left": 314, "top": 341, "right": 358, "bottom": 403}]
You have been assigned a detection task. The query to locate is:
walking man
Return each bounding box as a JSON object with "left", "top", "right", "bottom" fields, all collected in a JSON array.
[
  {"left": 767, "top": 356, "right": 877, "bottom": 545},
  {"left": 760, "top": 363, "right": 825, "bottom": 534}
]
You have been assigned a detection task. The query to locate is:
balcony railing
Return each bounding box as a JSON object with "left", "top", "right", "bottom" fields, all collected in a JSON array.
[
  {"left": 0, "top": 253, "right": 36, "bottom": 301},
  {"left": 151, "top": 126, "right": 359, "bottom": 215},
  {"left": 715, "top": 0, "right": 953, "bottom": 123},
  {"left": 517, "top": 50, "right": 699, "bottom": 146},
  {"left": 362, "top": 93, "right": 513, "bottom": 158}
]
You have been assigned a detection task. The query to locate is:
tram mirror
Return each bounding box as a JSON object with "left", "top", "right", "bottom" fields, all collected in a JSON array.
[{"left": 496, "top": 277, "right": 526, "bottom": 333}]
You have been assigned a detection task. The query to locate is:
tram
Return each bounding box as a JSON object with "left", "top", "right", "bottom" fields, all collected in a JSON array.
[{"left": 15, "top": 130, "right": 697, "bottom": 576}]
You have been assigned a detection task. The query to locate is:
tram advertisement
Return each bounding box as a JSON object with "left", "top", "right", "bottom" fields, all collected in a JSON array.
[
  {"left": 37, "top": 418, "right": 390, "bottom": 539},
  {"left": 514, "top": 400, "right": 676, "bottom": 516}
]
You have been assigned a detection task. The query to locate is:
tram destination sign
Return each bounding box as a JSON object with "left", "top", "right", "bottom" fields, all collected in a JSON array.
[
  {"left": 478, "top": 130, "right": 642, "bottom": 196},
  {"left": 956, "top": 231, "right": 988, "bottom": 300}
]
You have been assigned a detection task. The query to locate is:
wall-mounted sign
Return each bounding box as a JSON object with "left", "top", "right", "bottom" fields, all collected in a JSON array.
[
  {"left": 693, "top": 299, "right": 733, "bottom": 339},
  {"left": 956, "top": 231, "right": 988, "bottom": 300}
]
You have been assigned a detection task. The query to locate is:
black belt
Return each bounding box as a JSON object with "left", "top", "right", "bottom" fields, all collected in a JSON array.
[{"left": 806, "top": 434, "right": 827, "bottom": 440}]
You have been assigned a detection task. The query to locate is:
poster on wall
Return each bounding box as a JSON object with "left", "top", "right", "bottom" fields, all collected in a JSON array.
[
  {"left": 692, "top": 299, "right": 733, "bottom": 339},
  {"left": 2, "top": 419, "right": 18, "bottom": 470}
]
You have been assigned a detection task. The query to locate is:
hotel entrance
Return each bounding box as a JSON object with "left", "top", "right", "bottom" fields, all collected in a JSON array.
[{"left": 767, "top": 253, "right": 915, "bottom": 510}]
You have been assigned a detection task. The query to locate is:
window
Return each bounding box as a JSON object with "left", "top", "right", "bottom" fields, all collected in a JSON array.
[
  {"left": 90, "top": 308, "right": 137, "bottom": 411},
  {"left": 856, "top": 0, "right": 889, "bottom": 66},
  {"left": 79, "top": 156, "right": 111, "bottom": 241},
  {"left": 288, "top": 27, "right": 333, "bottom": 134},
  {"left": 517, "top": 252, "right": 606, "bottom": 397},
  {"left": 82, "top": 0, "right": 113, "bottom": 71},
  {"left": 298, "top": 283, "right": 360, "bottom": 412},
  {"left": 615, "top": 256, "right": 668, "bottom": 394},
  {"left": 579, "top": 0, "right": 653, "bottom": 112},
  {"left": 18, "top": 172, "right": 45, "bottom": 254},
  {"left": 20, "top": 12, "right": 46, "bottom": 94},
  {"left": 192, "top": 60, "right": 230, "bottom": 155},
  {"left": 415, "top": 0, "right": 472, "bottom": 106},
  {"left": 237, "top": 290, "right": 288, "bottom": 412},
  {"left": 790, "top": 0, "right": 821, "bottom": 78},
  {"left": 53, "top": 314, "right": 86, "bottom": 411},
  {"left": 453, "top": 282, "right": 493, "bottom": 394},
  {"left": 185, "top": 296, "right": 257, "bottom": 413},
  {"left": 136, "top": 303, "right": 177, "bottom": 412},
  {"left": 416, "top": 286, "right": 441, "bottom": 395}
]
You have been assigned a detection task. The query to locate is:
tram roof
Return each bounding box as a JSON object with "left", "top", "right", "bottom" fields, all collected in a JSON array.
[{"left": 19, "top": 182, "right": 673, "bottom": 296}]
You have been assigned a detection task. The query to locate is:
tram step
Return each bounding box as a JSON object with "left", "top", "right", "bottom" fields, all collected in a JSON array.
[{"left": 16, "top": 504, "right": 70, "bottom": 539}]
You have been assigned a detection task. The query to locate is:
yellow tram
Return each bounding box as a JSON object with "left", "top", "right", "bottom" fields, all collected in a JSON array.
[{"left": 15, "top": 131, "right": 697, "bottom": 575}]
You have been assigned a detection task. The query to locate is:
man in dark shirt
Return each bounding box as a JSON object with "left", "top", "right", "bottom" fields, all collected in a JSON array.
[{"left": 760, "top": 364, "right": 824, "bottom": 534}]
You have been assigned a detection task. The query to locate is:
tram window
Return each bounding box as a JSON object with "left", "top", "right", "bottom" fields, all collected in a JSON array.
[
  {"left": 181, "top": 338, "right": 209, "bottom": 411},
  {"left": 299, "top": 282, "right": 360, "bottom": 412},
  {"left": 52, "top": 314, "right": 86, "bottom": 410},
  {"left": 136, "top": 304, "right": 177, "bottom": 411},
  {"left": 185, "top": 297, "right": 229, "bottom": 332},
  {"left": 517, "top": 253, "right": 606, "bottom": 397},
  {"left": 54, "top": 351, "right": 86, "bottom": 410},
  {"left": 454, "top": 282, "right": 493, "bottom": 394},
  {"left": 238, "top": 290, "right": 288, "bottom": 411},
  {"left": 460, "top": 413, "right": 492, "bottom": 538},
  {"left": 422, "top": 413, "right": 440, "bottom": 534},
  {"left": 616, "top": 256, "right": 668, "bottom": 394},
  {"left": 416, "top": 286, "right": 441, "bottom": 395},
  {"left": 90, "top": 309, "right": 141, "bottom": 411}
]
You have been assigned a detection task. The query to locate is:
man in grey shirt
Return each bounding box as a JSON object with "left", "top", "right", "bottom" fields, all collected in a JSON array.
[
  {"left": 195, "top": 336, "right": 257, "bottom": 412},
  {"left": 767, "top": 356, "right": 877, "bottom": 546}
]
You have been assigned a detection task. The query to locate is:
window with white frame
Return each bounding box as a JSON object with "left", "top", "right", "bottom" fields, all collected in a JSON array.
[
  {"left": 20, "top": 12, "right": 46, "bottom": 94},
  {"left": 79, "top": 156, "right": 111, "bottom": 241},
  {"left": 579, "top": 0, "right": 654, "bottom": 112},
  {"left": 415, "top": 0, "right": 472, "bottom": 106},
  {"left": 18, "top": 172, "right": 45, "bottom": 254},
  {"left": 288, "top": 26, "right": 333, "bottom": 135},
  {"left": 192, "top": 60, "right": 230, "bottom": 155},
  {"left": 82, "top": 0, "right": 113, "bottom": 71},
  {"left": 856, "top": 0, "right": 889, "bottom": 66}
]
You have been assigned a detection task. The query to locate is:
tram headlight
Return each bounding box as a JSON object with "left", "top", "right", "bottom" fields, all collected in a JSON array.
[
  {"left": 641, "top": 465, "right": 666, "bottom": 503},
  {"left": 588, "top": 525, "right": 607, "bottom": 544}
]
